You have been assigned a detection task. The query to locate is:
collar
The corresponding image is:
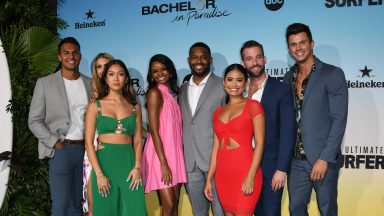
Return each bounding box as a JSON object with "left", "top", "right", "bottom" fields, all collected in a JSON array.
[
  {"left": 293, "top": 55, "right": 318, "bottom": 74},
  {"left": 245, "top": 72, "right": 268, "bottom": 97},
  {"left": 189, "top": 72, "right": 211, "bottom": 87}
]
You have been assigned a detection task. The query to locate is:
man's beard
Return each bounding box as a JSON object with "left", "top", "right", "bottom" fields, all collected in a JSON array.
[
  {"left": 191, "top": 68, "right": 210, "bottom": 78},
  {"left": 247, "top": 65, "right": 265, "bottom": 78}
]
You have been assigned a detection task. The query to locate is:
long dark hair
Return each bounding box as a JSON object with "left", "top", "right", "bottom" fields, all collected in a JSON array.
[
  {"left": 98, "top": 59, "right": 135, "bottom": 104},
  {"left": 146, "top": 54, "right": 179, "bottom": 96},
  {"left": 223, "top": 64, "right": 249, "bottom": 103},
  {"left": 224, "top": 63, "right": 249, "bottom": 80}
]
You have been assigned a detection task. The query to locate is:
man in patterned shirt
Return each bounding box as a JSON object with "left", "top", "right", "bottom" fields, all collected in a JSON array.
[{"left": 283, "top": 23, "right": 348, "bottom": 216}]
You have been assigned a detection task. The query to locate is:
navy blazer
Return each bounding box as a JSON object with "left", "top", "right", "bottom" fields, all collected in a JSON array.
[
  {"left": 259, "top": 77, "right": 296, "bottom": 178},
  {"left": 283, "top": 59, "right": 348, "bottom": 165}
]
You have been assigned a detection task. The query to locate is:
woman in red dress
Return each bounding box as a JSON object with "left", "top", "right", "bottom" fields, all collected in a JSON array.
[{"left": 204, "top": 64, "right": 265, "bottom": 216}]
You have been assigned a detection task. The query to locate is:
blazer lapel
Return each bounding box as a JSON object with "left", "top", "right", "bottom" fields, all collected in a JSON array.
[
  {"left": 182, "top": 83, "right": 193, "bottom": 118},
  {"left": 56, "top": 71, "right": 70, "bottom": 117},
  {"left": 80, "top": 73, "right": 91, "bottom": 99},
  {"left": 303, "top": 61, "right": 322, "bottom": 107},
  {"left": 193, "top": 74, "right": 215, "bottom": 118},
  {"left": 260, "top": 77, "right": 272, "bottom": 105}
]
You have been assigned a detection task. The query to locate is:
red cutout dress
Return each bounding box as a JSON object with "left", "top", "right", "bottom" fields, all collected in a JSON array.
[{"left": 213, "top": 100, "right": 264, "bottom": 215}]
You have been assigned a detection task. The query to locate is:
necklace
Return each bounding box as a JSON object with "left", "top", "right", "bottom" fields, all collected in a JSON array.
[{"left": 114, "top": 102, "right": 126, "bottom": 134}]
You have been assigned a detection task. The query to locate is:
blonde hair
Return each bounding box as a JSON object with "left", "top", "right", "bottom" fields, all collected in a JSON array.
[{"left": 90, "top": 53, "right": 114, "bottom": 101}]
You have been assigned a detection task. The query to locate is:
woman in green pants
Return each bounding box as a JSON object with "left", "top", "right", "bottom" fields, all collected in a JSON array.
[{"left": 85, "top": 59, "right": 147, "bottom": 215}]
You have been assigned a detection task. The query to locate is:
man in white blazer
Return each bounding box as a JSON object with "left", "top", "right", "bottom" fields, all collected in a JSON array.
[
  {"left": 179, "top": 42, "right": 225, "bottom": 216},
  {"left": 28, "top": 37, "right": 91, "bottom": 216}
]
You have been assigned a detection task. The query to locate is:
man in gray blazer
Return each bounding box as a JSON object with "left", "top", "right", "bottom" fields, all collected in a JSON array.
[
  {"left": 283, "top": 23, "right": 348, "bottom": 216},
  {"left": 28, "top": 37, "right": 91, "bottom": 216},
  {"left": 179, "top": 42, "right": 225, "bottom": 216}
]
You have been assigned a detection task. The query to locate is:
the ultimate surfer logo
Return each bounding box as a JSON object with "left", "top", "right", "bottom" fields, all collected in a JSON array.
[
  {"left": 325, "top": 0, "right": 383, "bottom": 8},
  {"left": 347, "top": 65, "right": 384, "bottom": 88},
  {"left": 141, "top": 0, "right": 231, "bottom": 26},
  {"left": 342, "top": 145, "right": 384, "bottom": 169},
  {"left": 266, "top": 67, "right": 289, "bottom": 81},
  {"left": 266, "top": 61, "right": 289, "bottom": 81},
  {"left": 74, "top": 9, "right": 106, "bottom": 30}
]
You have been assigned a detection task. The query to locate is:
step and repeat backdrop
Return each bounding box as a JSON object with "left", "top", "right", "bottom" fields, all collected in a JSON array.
[{"left": 59, "top": 1, "right": 383, "bottom": 215}]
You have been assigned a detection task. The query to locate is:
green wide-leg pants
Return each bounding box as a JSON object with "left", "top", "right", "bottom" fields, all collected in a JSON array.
[{"left": 92, "top": 143, "right": 146, "bottom": 216}]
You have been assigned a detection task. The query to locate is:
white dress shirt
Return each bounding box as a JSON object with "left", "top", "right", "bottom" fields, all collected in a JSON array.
[
  {"left": 188, "top": 72, "right": 211, "bottom": 116},
  {"left": 246, "top": 73, "right": 268, "bottom": 148},
  {"left": 247, "top": 73, "right": 268, "bottom": 102}
]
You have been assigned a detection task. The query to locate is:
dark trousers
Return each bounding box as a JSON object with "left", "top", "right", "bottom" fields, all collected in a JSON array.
[
  {"left": 254, "top": 176, "right": 284, "bottom": 216},
  {"left": 288, "top": 158, "right": 340, "bottom": 216},
  {"left": 48, "top": 143, "right": 85, "bottom": 216}
]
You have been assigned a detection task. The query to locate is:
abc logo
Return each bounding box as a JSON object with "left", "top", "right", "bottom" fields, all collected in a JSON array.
[{"left": 264, "top": 0, "right": 284, "bottom": 11}]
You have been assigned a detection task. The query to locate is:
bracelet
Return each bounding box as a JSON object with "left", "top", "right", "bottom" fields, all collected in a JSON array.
[
  {"left": 96, "top": 175, "right": 104, "bottom": 179},
  {"left": 133, "top": 166, "right": 141, "bottom": 171}
]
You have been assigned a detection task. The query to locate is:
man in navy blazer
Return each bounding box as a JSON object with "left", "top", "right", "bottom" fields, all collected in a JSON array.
[
  {"left": 283, "top": 23, "right": 348, "bottom": 216},
  {"left": 241, "top": 40, "right": 296, "bottom": 216}
]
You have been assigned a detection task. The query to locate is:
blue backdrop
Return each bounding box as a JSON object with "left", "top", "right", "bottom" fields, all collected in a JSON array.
[{"left": 59, "top": 1, "right": 384, "bottom": 215}]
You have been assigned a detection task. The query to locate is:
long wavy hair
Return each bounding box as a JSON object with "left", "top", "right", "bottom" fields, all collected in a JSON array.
[
  {"left": 98, "top": 59, "right": 135, "bottom": 104},
  {"left": 146, "top": 54, "right": 179, "bottom": 96},
  {"left": 90, "top": 53, "right": 114, "bottom": 102}
]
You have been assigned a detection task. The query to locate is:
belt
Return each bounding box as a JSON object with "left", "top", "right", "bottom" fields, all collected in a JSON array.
[{"left": 63, "top": 139, "right": 84, "bottom": 145}]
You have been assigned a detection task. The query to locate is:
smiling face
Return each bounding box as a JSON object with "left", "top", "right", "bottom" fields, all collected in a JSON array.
[
  {"left": 288, "top": 32, "right": 314, "bottom": 65},
  {"left": 188, "top": 46, "right": 212, "bottom": 78},
  {"left": 150, "top": 61, "right": 171, "bottom": 86},
  {"left": 223, "top": 69, "right": 247, "bottom": 97},
  {"left": 95, "top": 57, "right": 110, "bottom": 78},
  {"left": 58, "top": 42, "right": 81, "bottom": 72},
  {"left": 242, "top": 46, "right": 266, "bottom": 78},
  {"left": 105, "top": 63, "right": 128, "bottom": 92}
]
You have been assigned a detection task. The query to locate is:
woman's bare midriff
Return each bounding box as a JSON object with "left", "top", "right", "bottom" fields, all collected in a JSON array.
[{"left": 98, "top": 134, "right": 132, "bottom": 144}]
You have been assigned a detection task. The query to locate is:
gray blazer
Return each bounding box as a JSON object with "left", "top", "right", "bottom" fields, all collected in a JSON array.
[
  {"left": 283, "top": 59, "right": 348, "bottom": 165},
  {"left": 179, "top": 73, "right": 226, "bottom": 172},
  {"left": 28, "top": 70, "right": 91, "bottom": 159}
]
